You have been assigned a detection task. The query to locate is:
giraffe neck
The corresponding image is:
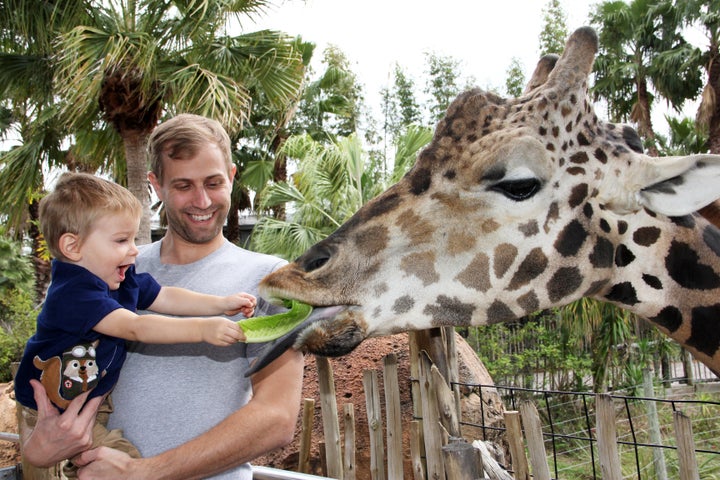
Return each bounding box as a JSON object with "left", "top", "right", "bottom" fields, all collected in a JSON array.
[{"left": 596, "top": 213, "right": 720, "bottom": 373}]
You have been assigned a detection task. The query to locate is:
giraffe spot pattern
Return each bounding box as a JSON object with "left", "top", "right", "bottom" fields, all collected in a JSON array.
[
  {"left": 642, "top": 274, "right": 662, "bottom": 290},
  {"left": 649, "top": 306, "right": 682, "bottom": 333},
  {"left": 456, "top": 252, "right": 491, "bottom": 292},
  {"left": 494, "top": 243, "right": 518, "bottom": 278},
  {"left": 614, "top": 244, "right": 636, "bottom": 267},
  {"left": 392, "top": 295, "right": 415, "bottom": 315},
  {"left": 487, "top": 300, "right": 516, "bottom": 324},
  {"left": 703, "top": 226, "right": 720, "bottom": 257},
  {"left": 589, "top": 237, "right": 614, "bottom": 268},
  {"left": 518, "top": 220, "right": 539, "bottom": 237},
  {"left": 666, "top": 240, "right": 720, "bottom": 290},
  {"left": 583, "top": 279, "right": 609, "bottom": 296},
  {"left": 508, "top": 248, "right": 548, "bottom": 290},
  {"left": 544, "top": 202, "right": 559, "bottom": 233},
  {"left": 554, "top": 220, "right": 587, "bottom": 257},
  {"left": 355, "top": 225, "right": 390, "bottom": 258},
  {"left": 633, "top": 226, "right": 661, "bottom": 246},
  {"left": 686, "top": 305, "right": 720, "bottom": 357},
  {"left": 425, "top": 295, "right": 476, "bottom": 326},
  {"left": 400, "top": 252, "right": 439, "bottom": 286},
  {"left": 569, "top": 184, "right": 588, "bottom": 208},
  {"left": 547, "top": 266, "right": 583, "bottom": 302},
  {"left": 517, "top": 291, "right": 540, "bottom": 314},
  {"left": 408, "top": 166, "right": 432, "bottom": 195},
  {"left": 605, "top": 281, "right": 639, "bottom": 306},
  {"left": 396, "top": 210, "right": 436, "bottom": 247}
]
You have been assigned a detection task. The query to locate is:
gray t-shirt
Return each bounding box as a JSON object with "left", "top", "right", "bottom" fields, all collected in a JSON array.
[{"left": 107, "top": 239, "right": 286, "bottom": 479}]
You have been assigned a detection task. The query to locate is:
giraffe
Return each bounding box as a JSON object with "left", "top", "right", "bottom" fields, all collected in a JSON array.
[{"left": 255, "top": 27, "right": 720, "bottom": 378}]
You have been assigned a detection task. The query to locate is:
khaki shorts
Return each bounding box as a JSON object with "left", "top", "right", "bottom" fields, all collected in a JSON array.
[{"left": 17, "top": 395, "right": 141, "bottom": 480}]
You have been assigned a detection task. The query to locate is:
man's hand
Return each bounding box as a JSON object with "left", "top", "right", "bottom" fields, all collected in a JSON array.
[
  {"left": 21, "top": 380, "right": 103, "bottom": 467},
  {"left": 74, "top": 446, "right": 138, "bottom": 479}
]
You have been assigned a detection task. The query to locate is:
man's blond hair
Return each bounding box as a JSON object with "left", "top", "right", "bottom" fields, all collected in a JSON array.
[
  {"left": 147, "top": 114, "right": 234, "bottom": 183},
  {"left": 39, "top": 172, "right": 142, "bottom": 260}
]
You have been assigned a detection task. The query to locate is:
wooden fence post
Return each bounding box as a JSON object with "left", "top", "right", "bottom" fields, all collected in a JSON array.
[
  {"left": 674, "top": 410, "right": 700, "bottom": 480},
  {"left": 643, "top": 368, "right": 668, "bottom": 480},
  {"left": 442, "top": 437, "right": 483, "bottom": 480},
  {"left": 298, "top": 398, "right": 315, "bottom": 473},
  {"left": 383, "top": 354, "right": 404, "bottom": 479},
  {"left": 343, "top": 404, "right": 356, "bottom": 480},
  {"left": 430, "top": 364, "right": 461, "bottom": 437},
  {"left": 504, "top": 410, "right": 530, "bottom": 480},
  {"left": 316, "top": 356, "right": 343, "bottom": 479},
  {"left": 363, "top": 369, "right": 385, "bottom": 480},
  {"left": 410, "top": 420, "right": 426, "bottom": 480},
  {"left": 418, "top": 351, "right": 446, "bottom": 479},
  {"left": 519, "top": 400, "right": 551, "bottom": 480},
  {"left": 595, "top": 393, "right": 622, "bottom": 480}
]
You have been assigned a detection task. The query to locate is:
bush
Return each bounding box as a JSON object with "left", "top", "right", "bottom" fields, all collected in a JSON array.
[{"left": 0, "top": 289, "right": 38, "bottom": 382}]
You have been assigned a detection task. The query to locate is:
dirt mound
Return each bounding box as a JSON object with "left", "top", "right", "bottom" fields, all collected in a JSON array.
[
  {"left": 0, "top": 383, "right": 21, "bottom": 468},
  {"left": 255, "top": 332, "right": 505, "bottom": 478}
]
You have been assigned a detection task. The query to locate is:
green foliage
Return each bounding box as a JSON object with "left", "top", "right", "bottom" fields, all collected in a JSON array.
[
  {"left": 0, "top": 288, "right": 37, "bottom": 382},
  {"left": 504, "top": 57, "right": 526, "bottom": 98},
  {"left": 654, "top": 116, "right": 709, "bottom": 155},
  {"left": 467, "top": 313, "right": 593, "bottom": 392},
  {"left": 423, "top": 52, "right": 462, "bottom": 123},
  {"left": 539, "top": 0, "right": 569, "bottom": 56},
  {"left": 0, "top": 229, "right": 34, "bottom": 297}
]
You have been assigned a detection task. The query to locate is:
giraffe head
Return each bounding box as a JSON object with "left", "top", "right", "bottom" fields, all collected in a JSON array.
[{"left": 256, "top": 27, "right": 720, "bottom": 373}]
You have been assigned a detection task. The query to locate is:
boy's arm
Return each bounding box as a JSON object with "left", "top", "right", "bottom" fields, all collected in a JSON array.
[
  {"left": 73, "top": 348, "right": 305, "bottom": 479},
  {"left": 93, "top": 309, "right": 243, "bottom": 345},
  {"left": 150, "top": 286, "right": 256, "bottom": 317}
]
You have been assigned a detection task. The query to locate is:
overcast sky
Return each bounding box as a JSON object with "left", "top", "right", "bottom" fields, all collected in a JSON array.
[{"left": 248, "top": 0, "right": 598, "bottom": 113}]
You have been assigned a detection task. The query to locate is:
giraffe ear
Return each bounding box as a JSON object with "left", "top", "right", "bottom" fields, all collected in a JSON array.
[{"left": 636, "top": 154, "right": 720, "bottom": 217}]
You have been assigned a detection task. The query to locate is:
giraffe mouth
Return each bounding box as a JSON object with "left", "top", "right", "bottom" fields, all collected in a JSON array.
[{"left": 245, "top": 305, "right": 366, "bottom": 376}]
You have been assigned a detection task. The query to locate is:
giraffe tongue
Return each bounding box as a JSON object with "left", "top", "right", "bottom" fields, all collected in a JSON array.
[{"left": 245, "top": 305, "right": 350, "bottom": 377}]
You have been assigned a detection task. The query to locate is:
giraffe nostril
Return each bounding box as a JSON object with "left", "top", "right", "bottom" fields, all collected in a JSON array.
[
  {"left": 304, "top": 255, "right": 329, "bottom": 272},
  {"left": 298, "top": 243, "right": 334, "bottom": 272}
]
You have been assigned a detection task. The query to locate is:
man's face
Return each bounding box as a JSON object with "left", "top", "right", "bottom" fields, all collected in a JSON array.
[{"left": 150, "top": 143, "right": 236, "bottom": 245}]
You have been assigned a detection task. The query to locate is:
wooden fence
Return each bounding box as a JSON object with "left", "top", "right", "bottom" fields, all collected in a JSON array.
[{"left": 297, "top": 327, "right": 718, "bottom": 479}]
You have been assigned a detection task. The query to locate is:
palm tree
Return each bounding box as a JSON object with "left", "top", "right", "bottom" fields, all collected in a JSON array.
[
  {"left": 52, "top": 0, "right": 305, "bottom": 243},
  {"left": 590, "top": 0, "right": 703, "bottom": 156},
  {"left": 1, "top": 1, "right": 305, "bottom": 246},
  {"left": 679, "top": 0, "right": 720, "bottom": 154},
  {"left": 0, "top": 1, "right": 93, "bottom": 295},
  {"left": 251, "top": 126, "right": 432, "bottom": 260}
]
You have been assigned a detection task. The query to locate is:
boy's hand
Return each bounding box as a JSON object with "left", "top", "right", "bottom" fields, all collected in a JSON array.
[
  {"left": 223, "top": 292, "right": 257, "bottom": 318},
  {"left": 202, "top": 317, "right": 246, "bottom": 345}
]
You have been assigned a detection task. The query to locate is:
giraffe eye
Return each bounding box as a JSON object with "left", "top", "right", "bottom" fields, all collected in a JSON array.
[{"left": 491, "top": 178, "right": 541, "bottom": 201}]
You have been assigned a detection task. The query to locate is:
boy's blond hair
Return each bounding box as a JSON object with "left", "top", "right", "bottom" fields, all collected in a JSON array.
[
  {"left": 147, "top": 113, "right": 234, "bottom": 183},
  {"left": 39, "top": 172, "right": 142, "bottom": 260}
]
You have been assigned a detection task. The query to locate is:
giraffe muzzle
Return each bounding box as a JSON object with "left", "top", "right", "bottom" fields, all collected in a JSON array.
[{"left": 246, "top": 305, "right": 366, "bottom": 376}]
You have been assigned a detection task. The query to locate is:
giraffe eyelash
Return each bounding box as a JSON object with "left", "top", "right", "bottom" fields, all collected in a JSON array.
[{"left": 489, "top": 178, "right": 542, "bottom": 201}]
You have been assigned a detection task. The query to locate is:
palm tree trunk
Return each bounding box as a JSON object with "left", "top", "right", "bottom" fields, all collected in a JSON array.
[
  {"left": 707, "top": 50, "right": 720, "bottom": 155},
  {"left": 123, "top": 129, "right": 152, "bottom": 245},
  {"left": 635, "top": 78, "right": 658, "bottom": 156},
  {"left": 28, "top": 199, "right": 51, "bottom": 300}
]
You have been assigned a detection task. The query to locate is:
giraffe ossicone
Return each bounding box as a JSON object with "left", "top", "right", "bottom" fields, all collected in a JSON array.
[{"left": 254, "top": 26, "right": 720, "bottom": 377}]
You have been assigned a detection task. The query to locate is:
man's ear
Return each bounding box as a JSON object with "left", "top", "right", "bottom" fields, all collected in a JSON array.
[
  {"left": 148, "top": 171, "right": 163, "bottom": 201},
  {"left": 59, "top": 233, "right": 82, "bottom": 261}
]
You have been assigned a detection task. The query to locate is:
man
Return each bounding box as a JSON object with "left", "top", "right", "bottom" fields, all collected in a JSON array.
[{"left": 24, "top": 114, "right": 304, "bottom": 479}]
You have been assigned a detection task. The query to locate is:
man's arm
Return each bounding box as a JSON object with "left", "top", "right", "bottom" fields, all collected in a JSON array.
[{"left": 75, "top": 348, "right": 305, "bottom": 479}]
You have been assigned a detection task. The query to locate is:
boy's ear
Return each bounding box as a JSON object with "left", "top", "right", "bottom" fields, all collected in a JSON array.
[{"left": 59, "top": 233, "right": 82, "bottom": 261}]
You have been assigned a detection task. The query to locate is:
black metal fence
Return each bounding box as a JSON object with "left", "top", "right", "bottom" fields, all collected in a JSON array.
[{"left": 458, "top": 382, "right": 720, "bottom": 479}]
